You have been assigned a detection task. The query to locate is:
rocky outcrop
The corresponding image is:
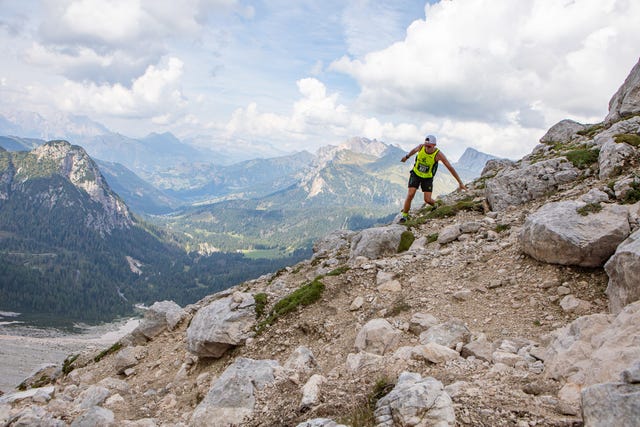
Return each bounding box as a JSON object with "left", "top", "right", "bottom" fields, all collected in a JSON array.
[
  {"left": 186, "top": 292, "right": 256, "bottom": 358},
  {"left": 581, "top": 380, "right": 640, "bottom": 427},
  {"left": 485, "top": 158, "right": 580, "bottom": 211},
  {"left": 605, "top": 57, "right": 640, "bottom": 123},
  {"left": 349, "top": 225, "right": 406, "bottom": 261},
  {"left": 598, "top": 138, "right": 636, "bottom": 179},
  {"left": 604, "top": 228, "right": 640, "bottom": 313},
  {"left": 520, "top": 200, "right": 630, "bottom": 267},
  {"left": 190, "top": 358, "right": 280, "bottom": 427},
  {"left": 544, "top": 301, "right": 640, "bottom": 387},
  {"left": 126, "top": 300, "right": 187, "bottom": 344},
  {"left": 374, "top": 372, "right": 455, "bottom": 427},
  {"left": 32, "top": 140, "right": 133, "bottom": 233},
  {"left": 539, "top": 119, "right": 587, "bottom": 144}
]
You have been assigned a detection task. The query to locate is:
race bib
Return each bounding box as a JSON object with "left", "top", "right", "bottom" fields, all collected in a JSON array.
[{"left": 417, "top": 163, "right": 430, "bottom": 173}]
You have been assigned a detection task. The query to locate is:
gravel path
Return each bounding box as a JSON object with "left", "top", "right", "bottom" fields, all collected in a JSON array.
[{"left": 0, "top": 319, "right": 139, "bottom": 394}]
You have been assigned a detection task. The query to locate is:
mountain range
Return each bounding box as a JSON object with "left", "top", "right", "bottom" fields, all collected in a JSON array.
[
  {"left": 0, "top": 113, "right": 498, "bottom": 321},
  {"left": 0, "top": 141, "right": 306, "bottom": 322}
]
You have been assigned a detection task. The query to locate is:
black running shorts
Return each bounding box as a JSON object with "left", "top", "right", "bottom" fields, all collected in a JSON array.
[{"left": 408, "top": 170, "right": 433, "bottom": 192}]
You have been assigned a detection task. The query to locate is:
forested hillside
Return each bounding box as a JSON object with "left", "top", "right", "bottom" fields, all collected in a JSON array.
[{"left": 0, "top": 143, "right": 307, "bottom": 322}]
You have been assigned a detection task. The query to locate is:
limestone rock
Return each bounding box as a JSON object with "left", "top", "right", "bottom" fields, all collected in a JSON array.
[
  {"left": 485, "top": 158, "right": 580, "bottom": 211},
  {"left": 130, "top": 300, "right": 187, "bottom": 343},
  {"left": 284, "top": 346, "right": 319, "bottom": 374},
  {"left": 349, "top": 225, "right": 406, "bottom": 261},
  {"left": 540, "top": 119, "right": 586, "bottom": 145},
  {"left": 605, "top": 57, "right": 640, "bottom": 124},
  {"left": 300, "top": 374, "right": 326, "bottom": 409},
  {"left": 520, "top": 200, "right": 630, "bottom": 267},
  {"left": 605, "top": 228, "right": 640, "bottom": 314},
  {"left": 374, "top": 372, "right": 455, "bottom": 427},
  {"left": 544, "top": 301, "right": 640, "bottom": 386},
  {"left": 186, "top": 292, "right": 256, "bottom": 358},
  {"left": 438, "top": 224, "right": 461, "bottom": 244},
  {"left": 409, "top": 313, "right": 439, "bottom": 335},
  {"left": 190, "top": 358, "right": 279, "bottom": 427},
  {"left": 419, "top": 320, "right": 471, "bottom": 349},
  {"left": 598, "top": 139, "right": 636, "bottom": 180},
  {"left": 581, "top": 382, "right": 640, "bottom": 427},
  {"left": 354, "top": 319, "right": 401, "bottom": 356}
]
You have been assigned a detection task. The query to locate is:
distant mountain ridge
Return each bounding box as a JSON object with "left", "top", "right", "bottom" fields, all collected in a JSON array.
[{"left": 0, "top": 141, "right": 306, "bottom": 321}]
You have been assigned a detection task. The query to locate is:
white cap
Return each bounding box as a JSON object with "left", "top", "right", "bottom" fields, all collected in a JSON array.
[{"left": 425, "top": 134, "right": 437, "bottom": 145}]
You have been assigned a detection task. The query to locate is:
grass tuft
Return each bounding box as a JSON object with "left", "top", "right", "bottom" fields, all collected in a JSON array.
[
  {"left": 94, "top": 342, "right": 123, "bottom": 363},
  {"left": 614, "top": 133, "right": 640, "bottom": 147},
  {"left": 397, "top": 231, "right": 415, "bottom": 252},
  {"left": 254, "top": 293, "right": 268, "bottom": 318},
  {"left": 576, "top": 203, "right": 603, "bottom": 216},
  {"left": 565, "top": 148, "right": 600, "bottom": 169},
  {"left": 255, "top": 278, "right": 325, "bottom": 334}
]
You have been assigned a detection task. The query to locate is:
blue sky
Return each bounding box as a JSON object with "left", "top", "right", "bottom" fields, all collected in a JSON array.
[{"left": 1, "top": 0, "right": 639, "bottom": 161}]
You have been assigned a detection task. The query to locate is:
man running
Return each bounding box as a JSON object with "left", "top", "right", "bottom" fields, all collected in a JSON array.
[{"left": 399, "top": 134, "right": 467, "bottom": 223}]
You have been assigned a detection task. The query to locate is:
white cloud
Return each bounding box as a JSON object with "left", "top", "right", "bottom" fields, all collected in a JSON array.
[
  {"left": 331, "top": 0, "right": 640, "bottom": 127},
  {"left": 222, "top": 77, "right": 425, "bottom": 151},
  {"left": 43, "top": 57, "right": 186, "bottom": 117}
]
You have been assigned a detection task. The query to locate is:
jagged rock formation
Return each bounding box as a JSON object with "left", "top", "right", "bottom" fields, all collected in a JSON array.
[
  {"left": 2, "top": 58, "right": 640, "bottom": 426},
  {"left": 1, "top": 140, "right": 133, "bottom": 234}
]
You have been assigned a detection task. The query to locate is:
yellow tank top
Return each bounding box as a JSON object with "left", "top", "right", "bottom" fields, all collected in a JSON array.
[{"left": 413, "top": 147, "right": 439, "bottom": 178}]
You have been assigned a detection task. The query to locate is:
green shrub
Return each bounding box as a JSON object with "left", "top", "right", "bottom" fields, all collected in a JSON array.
[
  {"left": 426, "top": 233, "right": 438, "bottom": 243},
  {"left": 577, "top": 203, "right": 603, "bottom": 216},
  {"left": 255, "top": 278, "right": 325, "bottom": 334},
  {"left": 427, "top": 204, "right": 457, "bottom": 219},
  {"left": 326, "top": 266, "right": 350, "bottom": 276},
  {"left": 565, "top": 148, "right": 600, "bottom": 169},
  {"left": 495, "top": 224, "right": 511, "bottom": 233},
  {"left": 254, "top": 293, "right": 268, "bottom": 318},
  {"left": 622, "top": 182, "right": 640, "bottom": 204},
  {"left": 340, "top": 377, "right": 395, "bottom": 427},
  {"left": 387, "top": 297, "right": 411, "bottom": 316},
  {"left": 614, "top": 133, "right": 640, "bottom": 147},
  {"left": 397, "top": 231, "right": 415, "bottom": 252},
  {"left": 577, "top": 123, "right": 606, "bottom": 138},
  {"left": 94, "top": 342, "right": 123, "bottom": 363},
  {"left": 62, "top": 354, "right": 79, "bottom": 375}
]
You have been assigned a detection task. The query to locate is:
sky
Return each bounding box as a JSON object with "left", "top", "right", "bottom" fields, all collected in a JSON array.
[{"left": 0, "top": 0, "right": 639, "bottom": 161}]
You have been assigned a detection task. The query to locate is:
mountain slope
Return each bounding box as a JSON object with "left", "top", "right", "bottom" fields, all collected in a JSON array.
[{"left": 0, "top": 141, "right": 304, "bottom": 321}]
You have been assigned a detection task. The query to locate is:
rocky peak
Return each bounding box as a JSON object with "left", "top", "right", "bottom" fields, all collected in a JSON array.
[
  {"left": 605, "top": 56, "right": 640, "bottom": 123},
  {"left": 14, "top": 140, "right": 133, "bottom": 233}
]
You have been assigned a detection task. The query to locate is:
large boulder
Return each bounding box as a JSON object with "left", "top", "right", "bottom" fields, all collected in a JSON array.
[
  {"left": 186, "top": 292, "right": 256, "bottom": 358},
  {"left": 419, "top": 319, "right": 471, "bottom": 349},
  {"left": 374, "top": 372, "right": 455, "bottom": 427},
  {"left": 349, "top": 225, "right": 406, "bottom": 261},
  {"left": 520, "top": 200, "right": 630, "bottom": 267},
  {"left": 190, "top": 358, "right": 279, "bottom": 427},
  {"left": 604, "top": 228, "right": 640, "bottom": 314},
  {"left": 539, "top": 119, "right": 587, "bottom": 145},
  {"left": 605, "top": 57, "right": 640, "bottom": 124},
  {"left": 129, "top": 300, "right": 187, "bottom": 343},
  {"left": 544, "top": 301, "right": 640, "bottom": 387},
  {"left": 598, "top": 139, "right": 637, "bottom": 180},
  {"left": 312, "top": 229, "right": 356, "bottom": 259},
  {"left": 582, "top": 382, "right": 640, "bottom": 427},
  {"left": 485, "top": 158, "right": 580, "bottom": 211},
  {"left": 354, "top": 318, "right": 401, "bottom": 356}
]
